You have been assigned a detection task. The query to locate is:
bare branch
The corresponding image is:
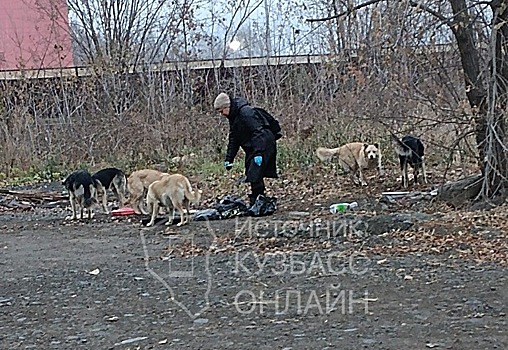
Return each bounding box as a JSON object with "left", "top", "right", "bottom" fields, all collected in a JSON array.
[
  {"left": 407, "top": 1, "right": 450, "bottom": 24},
  {"left": 306, "top": 0, "right": 383, "bottom": 22}
]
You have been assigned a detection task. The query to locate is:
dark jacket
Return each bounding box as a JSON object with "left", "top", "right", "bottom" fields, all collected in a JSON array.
[{"left": 225, "top": 96, "right": 277, "bottom": 182}]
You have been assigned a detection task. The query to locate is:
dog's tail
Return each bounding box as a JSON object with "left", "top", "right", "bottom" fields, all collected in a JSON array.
[
  {"left": 390, "top": 133, "right": 412, "bottom": 157},
  {"left": 316, "top": 147, "right": 341, "bottom": 162},
  {"left": 183, "top": 177, "right": 202, "bottom": 204}
]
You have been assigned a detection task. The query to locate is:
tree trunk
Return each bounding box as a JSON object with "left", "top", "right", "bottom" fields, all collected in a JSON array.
[
  {"left": 437, "top": 174, "right": 483, "bottom": 207},
  {"left": 449, "top": 0, "right": 508, "bottom": 199},
  {"left": 482, "top": 2, "right": 508, "bottom": 197},
  {"left": 449, "top": 0, "right": 488, "bottom": 168}
]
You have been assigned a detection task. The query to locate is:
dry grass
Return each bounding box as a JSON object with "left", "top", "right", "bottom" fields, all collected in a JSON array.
[{"left": 0, "top": 55, "right": 478, "bottom": 183}]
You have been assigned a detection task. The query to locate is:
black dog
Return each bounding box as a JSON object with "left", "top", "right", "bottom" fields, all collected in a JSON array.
[
  {"left": 92, "top": 167, "right": 127, "bottom": 214},
  {"left": 391, "top": 133, "right": 428, "bottom": 188},
  {"left": 63, "top": 170, "right": 97, "bottom": 220}
]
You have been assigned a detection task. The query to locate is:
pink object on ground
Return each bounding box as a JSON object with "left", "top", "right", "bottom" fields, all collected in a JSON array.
[{"left": 111, "top": 207, "right": 135, "bottom": 216}]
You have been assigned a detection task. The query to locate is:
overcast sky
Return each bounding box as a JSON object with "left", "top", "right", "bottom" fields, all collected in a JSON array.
[{"left": 195, "top": 0, "right": 330, "bottom": 58}]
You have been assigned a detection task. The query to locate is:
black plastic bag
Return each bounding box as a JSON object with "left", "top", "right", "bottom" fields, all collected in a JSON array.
[
  {"left": 193, "top": 208, "right": 222, "bottom": 221},
  {"left": 213, "top": 195, "right": 249, "bottom": 219},
  {"left": 247, "top": 195, "right": 277, "bottom": 217}
]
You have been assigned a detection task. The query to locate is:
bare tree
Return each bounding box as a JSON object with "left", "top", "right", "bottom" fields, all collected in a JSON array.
[
  {"left": 207, "top": 0, "right": 264, "bottom": 62},
  {"left": 64, "top": 0, "right": 188, "bottom": 67}
]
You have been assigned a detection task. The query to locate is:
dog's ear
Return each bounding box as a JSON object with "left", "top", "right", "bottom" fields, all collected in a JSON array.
[
  {"left": 364, "top": 143, "right": 369, "bottom": 150},
  {"left": 374, "top": 143, "right": 379, "bottom": 149}
]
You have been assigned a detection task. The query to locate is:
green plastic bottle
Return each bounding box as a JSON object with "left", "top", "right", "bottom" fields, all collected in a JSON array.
[{"left": 329, "top": 201, "right": 358, "bottom": 214}]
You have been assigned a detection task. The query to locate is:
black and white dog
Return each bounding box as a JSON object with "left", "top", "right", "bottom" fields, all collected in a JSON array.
[
  {"left": 92, "top": 167, "right": 128, "bottom": 214},
  {"left": 63, "top": 170, "right": 97, "bottom": 220},
  {"left": 391, "top": 133, "right": 428, "bottom": 188}
]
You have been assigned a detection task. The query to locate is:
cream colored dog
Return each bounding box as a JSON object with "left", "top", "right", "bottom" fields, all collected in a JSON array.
[
  {"left": 316, "top": 142, "right": 383, "bottom": 186},
  {"left": 127, "top": 169, "right": 169, "bottom": 214},
  {"left": 146, "top": 174, "right": 202, "bottom": 227}
]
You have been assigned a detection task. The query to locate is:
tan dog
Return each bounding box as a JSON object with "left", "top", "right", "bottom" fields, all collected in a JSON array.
[
  {"left": 316, "top": 142, "right": 383, "bottom": 186},
  {"left": 127, "top": 169, "right": 170, "bottom": 214},
  {"left": 146, "top": 174, "right": 202, "bottom": 227}
]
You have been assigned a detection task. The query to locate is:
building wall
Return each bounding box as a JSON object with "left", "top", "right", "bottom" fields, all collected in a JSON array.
[{"left": 0, "top": 0, "right": 73, "bottom": 70}]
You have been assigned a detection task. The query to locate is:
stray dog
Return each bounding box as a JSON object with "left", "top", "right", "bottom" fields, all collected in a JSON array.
[
  {"left": 146, "top": 174, "right": 202, "bottom": 227},
  {"left": 127, "top": 169, "right": 170, "bottom": 214},
  {"left": 92, "top": 167, "right": 128, "bottom": 214},
  {"left": 63, "top": 170, "right": 97, "bottom": 220},
  {"left": 316, "top": 142, "right": 383, "bottom": 186},
  {"left": 391, "top": 133, "right": 428, "bottom": 188}
]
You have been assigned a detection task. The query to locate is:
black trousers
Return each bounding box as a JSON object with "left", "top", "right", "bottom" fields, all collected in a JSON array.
[{"left": 249, "top": 179, "right": 265, "bottom": 205}]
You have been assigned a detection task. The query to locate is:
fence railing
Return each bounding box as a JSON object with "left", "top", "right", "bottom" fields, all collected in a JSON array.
[
  {"left": 0, "top": 43, "right": 455, "bottom": 80},
  {"left": 0, "top": 55, "right": 328, "bottom": 81}
]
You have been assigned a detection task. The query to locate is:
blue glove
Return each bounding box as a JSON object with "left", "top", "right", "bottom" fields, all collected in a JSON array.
[
  {"left": 254, "top": 156, "right": 263, "bottom": 166},
  {"left": 224, "top": 161, "right": 233, "bottom": 170}
]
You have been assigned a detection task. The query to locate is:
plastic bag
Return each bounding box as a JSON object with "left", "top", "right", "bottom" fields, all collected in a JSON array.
[
  {"left": 213, "top": 195, "right": 249, "bottom": 219},
  {"left": 193, "top": 208, "right": 222, "bottom": 221},
  {"left": 247, "top": 195, "right": 277, "bottom": 217}
]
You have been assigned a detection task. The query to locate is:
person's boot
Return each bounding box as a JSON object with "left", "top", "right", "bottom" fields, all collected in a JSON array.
[{"left": 248, "top": 194, "right": 258, "bottom": 207}]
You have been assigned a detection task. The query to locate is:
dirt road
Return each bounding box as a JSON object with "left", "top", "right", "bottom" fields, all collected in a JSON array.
[{"left": 1, "top": 201, "right": 507, "bottom": 349}]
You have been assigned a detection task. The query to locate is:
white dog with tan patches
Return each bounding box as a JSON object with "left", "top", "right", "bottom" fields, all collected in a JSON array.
[
  {"left": 146, "top": 174, "right": 202, "bottom": 227},
  {"left": 316, "top": 142, "right": 383, "bottom": 186}
]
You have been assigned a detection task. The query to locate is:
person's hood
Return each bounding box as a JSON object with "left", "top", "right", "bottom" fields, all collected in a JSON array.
[{"left": 228, "top": 97, "right": 250, "bottom": 121}]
